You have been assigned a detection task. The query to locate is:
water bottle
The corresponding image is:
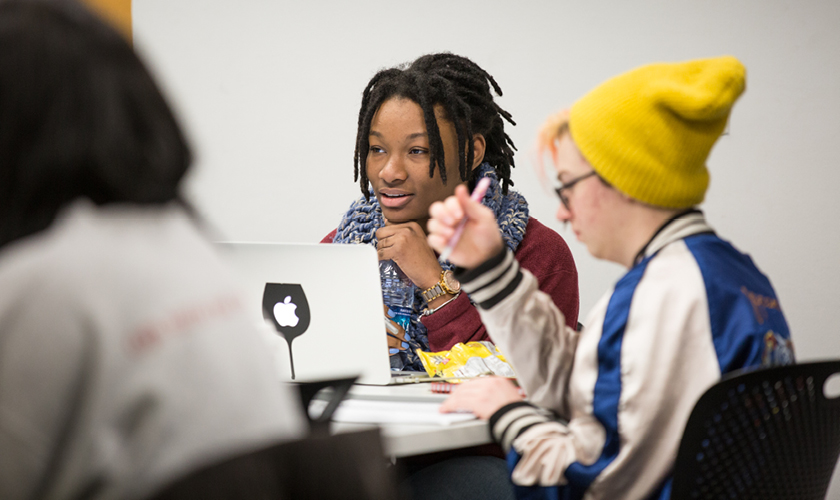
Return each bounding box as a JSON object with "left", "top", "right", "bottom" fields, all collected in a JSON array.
[{"left": 380, "top": 259, "right": 414, "bottom": 357}]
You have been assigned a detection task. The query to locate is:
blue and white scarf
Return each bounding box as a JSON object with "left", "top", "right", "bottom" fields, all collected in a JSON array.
[{"left": 333, "top": 163, "right": 529, "bottom": 370}]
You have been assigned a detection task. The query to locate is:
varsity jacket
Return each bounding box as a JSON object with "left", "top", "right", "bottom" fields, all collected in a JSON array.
[{"left": 457, "top": 211, "right": 793, "bottom": 500}]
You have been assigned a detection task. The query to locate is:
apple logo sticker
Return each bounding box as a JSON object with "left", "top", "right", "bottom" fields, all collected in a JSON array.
[
  {"left": 262, "top": 283, "right": 310, "bottom": 379},
  {"left": 274, "top": 296, "right": 300, "bottom": 327}
]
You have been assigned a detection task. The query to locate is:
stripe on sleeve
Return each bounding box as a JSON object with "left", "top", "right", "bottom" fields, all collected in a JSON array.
[
  {"left": 458, "top": 250, "right": 523, "bottom": 309},
  {"left": 491, "top": 403, "right": 551, "bottom": 450}
]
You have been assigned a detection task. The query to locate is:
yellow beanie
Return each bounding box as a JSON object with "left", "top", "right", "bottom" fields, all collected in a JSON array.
[{"left": 569, "top": 56, "right": 746, "bottom": 208}]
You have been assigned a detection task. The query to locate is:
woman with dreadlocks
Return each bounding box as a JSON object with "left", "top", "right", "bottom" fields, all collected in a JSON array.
[{"left": 323, "top": 53, "right": 580, "bottom": 372}]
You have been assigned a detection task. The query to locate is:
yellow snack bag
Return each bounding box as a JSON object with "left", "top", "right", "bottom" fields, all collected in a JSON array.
[{"left": 417, "top": 341, "right": 516, "bottom": 379}]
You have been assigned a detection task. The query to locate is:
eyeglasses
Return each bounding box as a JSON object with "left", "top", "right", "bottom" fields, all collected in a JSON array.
[{"left": 554, "top": 171, "right": 599, "bottom": 211}]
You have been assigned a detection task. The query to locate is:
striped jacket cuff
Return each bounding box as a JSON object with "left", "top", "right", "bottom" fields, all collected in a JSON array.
[
  {"left": 454, "top": 249, "right": 522, "bottom": 309},
  {"left": 489, "top": 401, "right": 552, "bottom": 452}
]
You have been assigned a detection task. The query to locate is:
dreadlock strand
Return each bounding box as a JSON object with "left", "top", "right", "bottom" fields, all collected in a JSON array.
[
  {"left": 433, "top": 57, "right": 498, "bottom": 98},
  {"left": 426, "top": 74, "right": 472, "bottom": 183},
  {"left": 355, "top": 72, "right": 390, "bottom": 152},
  {"left": 495, "top": 104, "right": 516, "bottom": 126},
  {"left": 446, "top": 85, "right": 474, "bottom": 183},
  {"left": 412, "top": 75, "right": 447, "bottom": 184},
  {"left": 356, "top": 85, "right": 392, "bottom": 197},
  {"left": 354, "top": 69, "right": 403, "bottom": 191},
  {"left": 354, "top": 76, "right": 382, "bottom": 184},
  {"left": 435, "top": 68, "right": 489, "bottom": 94}
]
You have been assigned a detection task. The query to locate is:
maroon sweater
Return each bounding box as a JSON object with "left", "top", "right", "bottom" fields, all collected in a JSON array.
[{"left": 321, "top": 217, "right": 579, "bottom": 352}]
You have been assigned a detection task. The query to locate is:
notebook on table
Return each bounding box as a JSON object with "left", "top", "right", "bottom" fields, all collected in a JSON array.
[{"left": 217, "top": 242, "right": 396, "bottom": 385}]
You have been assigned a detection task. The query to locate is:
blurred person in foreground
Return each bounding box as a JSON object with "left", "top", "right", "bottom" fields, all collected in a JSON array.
[
  {"left": 0, "top": 1, "right": 305, "bottom": 498},
  {"left": 427, "top": 56, "right": 794, "bottom": 499}
]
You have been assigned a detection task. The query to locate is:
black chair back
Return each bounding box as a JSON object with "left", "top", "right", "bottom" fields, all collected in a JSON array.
[
  {"left": 149, "top": 428, "right": 396, "bottom": 500},
  {"left": 671, "top": 360, "right": 840, "bottom": 500},
  {"left": 147, "top": 377, "right": 398, "bottom": 500},
  {"left": 292, "top": 376, "right": 357, "bottom": 436}
]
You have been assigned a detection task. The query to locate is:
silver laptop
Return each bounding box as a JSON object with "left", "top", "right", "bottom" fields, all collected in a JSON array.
[{"left": 217, "top": 242, "right": 393, "bottom": 385}]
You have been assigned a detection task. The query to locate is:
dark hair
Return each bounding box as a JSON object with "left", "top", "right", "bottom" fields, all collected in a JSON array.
[
  {"left": 353, "top": 53, "right": 516, "bottom": 197},
  {"left": 0, "top": 0, "right": 192, "bottom": 248}
]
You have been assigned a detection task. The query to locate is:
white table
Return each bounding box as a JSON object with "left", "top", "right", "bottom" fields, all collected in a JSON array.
[{"left": 330, "top": 383, "right": 493, "bottom": 458}]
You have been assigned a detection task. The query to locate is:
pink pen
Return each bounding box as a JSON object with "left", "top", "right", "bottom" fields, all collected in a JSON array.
[{"left": 439, "top": 177, "right": 491, "bottom": 262}]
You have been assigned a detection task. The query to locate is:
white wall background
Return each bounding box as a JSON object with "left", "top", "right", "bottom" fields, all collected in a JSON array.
[{"left": 133, "top": 1, "right": 840, "bottom": 495}]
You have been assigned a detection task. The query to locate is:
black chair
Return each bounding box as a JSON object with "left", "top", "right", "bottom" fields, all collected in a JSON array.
[
  {"left": 292, "top": 376, "right": 358, "bottom": 436},
  {"left": 147, "top": 377, "right": 398, "bottom": 500},
  {"left": 671, "top": 360, "right": 840, "bottom": 500}
]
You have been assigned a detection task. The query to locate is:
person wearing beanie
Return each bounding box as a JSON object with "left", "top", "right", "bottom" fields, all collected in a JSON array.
[{"left": 426, "top": 56, "right": 794, "bottom": 499}]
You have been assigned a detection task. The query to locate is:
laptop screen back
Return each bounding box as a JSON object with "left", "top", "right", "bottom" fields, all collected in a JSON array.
[{"left": 217, "top": 242, "right": 392, "bottom": 385}]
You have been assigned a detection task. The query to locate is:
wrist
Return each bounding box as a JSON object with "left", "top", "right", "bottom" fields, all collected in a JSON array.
[
  {"left": 454, "top": 246, "right": 508, "bottom": 284},
  {"left": 422, "top": 291, "right": 460, "bottom": 316},
  {"left": 425, "top": 292, "right": 456, "bottom": 311},
  {"left": 486, "top": 237, "right": 504, "bottom": 265},
  {"left": 416, "top": 266, "right": 443, "bottom": 290}
]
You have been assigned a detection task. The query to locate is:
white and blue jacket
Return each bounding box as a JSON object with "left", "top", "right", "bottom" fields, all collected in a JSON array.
[{"left": 457, "top": 211, "right": 793, "bottom": 500}]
